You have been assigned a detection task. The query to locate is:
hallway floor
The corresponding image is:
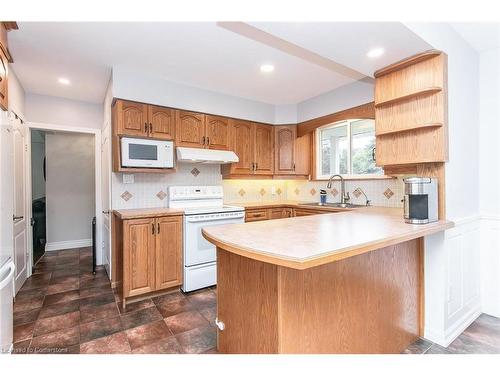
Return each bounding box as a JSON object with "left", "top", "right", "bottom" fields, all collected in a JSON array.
[
  {"left": 12, "top": 248, "right": 500, "bottom": 354},
  {"left": 12, "top": 247, "right": 216, "bottom": 354}
]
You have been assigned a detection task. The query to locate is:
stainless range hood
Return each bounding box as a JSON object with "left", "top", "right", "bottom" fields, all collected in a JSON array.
[{"left": 176, "top": 147, "right": 239, "bottom": 164}]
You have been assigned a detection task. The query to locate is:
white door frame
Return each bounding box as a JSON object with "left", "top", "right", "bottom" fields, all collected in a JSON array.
[{"left": 25, "top": 122, "right": 102, "bottom": 273}]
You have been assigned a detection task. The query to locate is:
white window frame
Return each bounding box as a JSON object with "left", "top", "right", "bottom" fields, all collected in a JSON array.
[{"left": 315, "top": 118, "right": 380, "bottom": 180}]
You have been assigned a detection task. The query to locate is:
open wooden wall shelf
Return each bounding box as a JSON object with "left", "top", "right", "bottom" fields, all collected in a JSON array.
[
  {"left": 375, "top": 87, "right": 442, "bottom": 108},
  {"left": 376, "top": 122, "right": 443, "bottom": 136}
]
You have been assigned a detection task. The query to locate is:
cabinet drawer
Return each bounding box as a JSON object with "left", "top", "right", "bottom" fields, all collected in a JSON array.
[
  {"left": 245, "top": 209, "right": 269, "bottom": 222},
  {"left": 293, "top": 208, "right": 327, "bottom": 217}
]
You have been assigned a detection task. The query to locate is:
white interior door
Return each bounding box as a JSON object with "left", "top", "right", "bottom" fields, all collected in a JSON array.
[
  {"left": 12, "top": 118, "right": 28, "bottom": 294},
  {"left": 101, "top": 123, "right": 111, "bottom": 277},
  {"left": 0, "top": 111, "right": 14, "bottom": 268}
]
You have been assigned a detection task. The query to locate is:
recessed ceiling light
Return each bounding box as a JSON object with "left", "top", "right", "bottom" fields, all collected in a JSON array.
[
  {"left": 58, "top": 77, "right": 70, "bottom": 85},
  {"left": 260, "top": 64, "right": 275, "bottom": 73},
  {"left": 367, "top": 48, "right": 384, "bottom": 58}
]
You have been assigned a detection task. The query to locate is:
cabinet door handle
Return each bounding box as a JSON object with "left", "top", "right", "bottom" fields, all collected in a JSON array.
[
  {"left": 152, "top": 223, "right": 155, "bottom": 235},
  {"left": 149, "top": 123, "right": 153, "bottom": 134},
  {"left": 157, "top": 223, "right": 160, "bottom": 234},
  {"left": 293, "top": 163, "right": 296, "bottom": 171},
  {"left": 145, "top": 122, "right": 148, "bottom": 133},
  {"left": 206, "top": 137, "right": 210, "bottom": 146},
  {"left": 202, "top": 136, "right": 206, "bottom": 145}
]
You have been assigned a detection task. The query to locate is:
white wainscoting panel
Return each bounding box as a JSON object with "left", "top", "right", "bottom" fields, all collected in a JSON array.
[
  {"left": 424, "top": 215, "right": 482, "bottom": 347},
  {"left": 480, "top": 215, "right": 500, "bottom": 318}
]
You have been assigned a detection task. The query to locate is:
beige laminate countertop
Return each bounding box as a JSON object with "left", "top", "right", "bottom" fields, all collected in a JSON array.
[
  {"left": 113, "top": 207, "right": 184, "bottom": 219},
  {"left": 202, "top": 206, "right": 454, "bottom": 270}
]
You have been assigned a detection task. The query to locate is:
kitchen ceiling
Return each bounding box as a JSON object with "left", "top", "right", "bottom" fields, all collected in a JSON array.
[{"left": 9, "top": 22, "right": 433, "bottom": 104}]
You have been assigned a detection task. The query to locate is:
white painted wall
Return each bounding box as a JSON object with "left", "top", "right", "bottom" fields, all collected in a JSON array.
[
  {"left": 479, "top": 47, "right": 500, "bottom": 318},
  {"left": 45, "top": 132, "right": 95, "bottom": 251},
  {"left": 8, "top": 67, "right": 26, "bottom": 119},
  {"left": 296, "top": 80, "right": 374, "bottom": 122},
  {"left": 405, "top": 22, "right": 482, "bottom": 347},
  {"left": 25, "top": 93, "right": 103, "bottom": 129},
  {"left": 112, "top": 67, "right": 276, "bottom": 124}
]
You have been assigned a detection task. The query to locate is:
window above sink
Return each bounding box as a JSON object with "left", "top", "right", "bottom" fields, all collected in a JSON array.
[{"left": 315, "top": 119, "right": 383, "bottom": 180}]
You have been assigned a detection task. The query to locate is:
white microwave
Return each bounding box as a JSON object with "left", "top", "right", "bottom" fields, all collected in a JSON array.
[{"left": 121, "top": 137, "right": 174, "bottom": 169}]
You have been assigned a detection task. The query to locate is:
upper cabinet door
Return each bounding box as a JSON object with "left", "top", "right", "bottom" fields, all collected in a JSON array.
[
  {"left": 294, "top": 132, "right": 311, "bottom": 177},
  {"left": 149, "top": 105, "right": 175, "bottom": 140},
  {"left": 115, "top": 100, "right": 149, "bottom": 137},
  {"left": 229, "top": 120, "right": 254, "bottom": 174},
  {"left": 254, "top": 124, "right": 274, "bottom": 175},
  {"left": 0, "top": 48, "right": 8, "bottom": 111},
  {"left": 175, "top": 110, "right": 206, "bottom": 148},
  {"left": 205, "top": 115, "right": 230, "bottom": 150},
  {"left": 274, "top": 126, "right": 296, "bottom": 175},
  {"left": 155, "top": 216, "right": 183, "bottom": 290},
  {"left": 123, "top": 218, "right": 156, "bottom": 298}
]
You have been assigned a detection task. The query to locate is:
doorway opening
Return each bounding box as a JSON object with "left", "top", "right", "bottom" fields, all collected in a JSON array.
[
  {"left": 30, "top": 129, "right": 46, "bottom": 264},
  {"left": 28, "top": 128, "right": 97, "bottom": 272}
]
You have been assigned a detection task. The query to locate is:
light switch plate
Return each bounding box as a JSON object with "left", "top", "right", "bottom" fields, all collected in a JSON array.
[
  {"left": 122, "top": 174, "right": 134, "bottom": 184},
  {"left": 271, "top": 186, "right": 276, "bottom": 196}
]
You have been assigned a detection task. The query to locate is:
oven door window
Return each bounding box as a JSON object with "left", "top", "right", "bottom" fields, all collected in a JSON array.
[{"left": 129, "top": 143, "right": 158, "bottom": 160}]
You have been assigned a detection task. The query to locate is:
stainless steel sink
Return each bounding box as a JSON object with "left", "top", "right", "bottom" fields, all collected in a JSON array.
[{"left": 299, "top": 202, "right": 367, "bottom": 208}]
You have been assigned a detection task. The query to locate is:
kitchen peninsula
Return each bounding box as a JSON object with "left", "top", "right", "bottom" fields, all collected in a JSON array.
[{"left": 202, "top": 207, "right": 453, "bottom": 353}]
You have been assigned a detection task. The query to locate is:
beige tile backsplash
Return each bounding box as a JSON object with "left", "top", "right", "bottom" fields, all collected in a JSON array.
[{"left": 112, "top": 164, "right": 404, "bottom": 209}]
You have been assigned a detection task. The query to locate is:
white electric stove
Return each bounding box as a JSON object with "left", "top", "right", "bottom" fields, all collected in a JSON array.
[{"left": 168, "top": 186, "right": 244, "bottom": 292}]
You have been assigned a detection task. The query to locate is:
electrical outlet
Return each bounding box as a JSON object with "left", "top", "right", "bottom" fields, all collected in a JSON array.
[
  {"left": 122, "top": 174, "right": 134, "bottom": 184},
  {"left": 271, "top": 186, "right": 276, "bottom": 196}
]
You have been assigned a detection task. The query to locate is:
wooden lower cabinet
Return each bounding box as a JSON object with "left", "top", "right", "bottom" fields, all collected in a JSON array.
[
  {"left": 155, "top": 216, "right": 183, "bottom": 290},
  {"left": 123, "top": 218, "right": 156, "bottom": 298},
  {"left": 245, "top": 206, "right": 324, "bottom": 222},
  {"left": 245, "top": 209, "right": 269, "bottom": 222},
  {"left": 269, "top": 208, "right": 292, "bottom": 220},
  {"left": 293, "top": 208, "right": 328, "bottom": 217},
  {"left": 120, "top": 215, "right": 183, "bottom": 306}
]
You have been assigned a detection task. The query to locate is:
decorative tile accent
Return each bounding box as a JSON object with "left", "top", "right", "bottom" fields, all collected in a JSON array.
[
  {"left": 330, "top": 188, "right": 339, "bottom": 197},
  {"left": 276, "top": 188, "right": 282, "bottom": 195},
  {"left": 310, "top": 188, "right": 317, "bottom": 196},
  {"left": 353, "top": 188, "right": 362, "bottom": 198},
  {"left": 294, "top": 188, "right": 300, "bottom": 195},
  {"left": 120, "top": 191, "right": 133, "bottom": 202},
  {"left": 190, "top": 168, "right": 200, "bottom": 177},
  {"left": 238, "top": 189, "right": 246, "bottom": 197},
  {"left": 259, "top": 188, "right": 266, "bottom": 197},
  {"left": 384, "top": 188, "right": 394, "bottom": 199},
  {"left": 156, "top": 191, "right": 167, "bottom": 200}
]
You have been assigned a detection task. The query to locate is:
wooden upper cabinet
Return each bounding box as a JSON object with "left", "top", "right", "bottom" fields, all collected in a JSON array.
[
  {"left": 155, "top": 216, "right": 183, "bottom": 290},
  {"left": 123, "top": 218, "right": 156, "bottom": 298},
  {"left": 294, "top": 132, "right": 311, "bottom": 177},
  {"left": 254, "top": 124, "right": 274, "bottom": 175},
  {"left": 149, "top": 105, "right": 175, "bottom": 140},
  {"left": 227, "top": 120, "right": 254, "bottom": 175},
  {"left": 0, "top": 47, "right": 7, "bottom": 111},
  {"left": 274, "top": 125, "right": 296, "bottom": 175},
  {"left": 115, "top": 100, "right": 149, "bottom": 137},
  {"left": 175, "top": 110, "right": 206, "bottom": 148},
  {"left": 0, "top": 23, "right": 10, "bottom": 111},
  {"left": 206, "top": 115, "right": 230, "bottom": 150}
]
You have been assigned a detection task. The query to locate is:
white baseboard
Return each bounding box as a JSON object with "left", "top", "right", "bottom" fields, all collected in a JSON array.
[
  {"left": 444, "top": 304, "right": 482, "bottom": 346},
  {"left": 425, "top": 303, "right": 481, "bottom": 347},
  {"left": 45, "top": 239, "right": 92, "bottom": 252}
]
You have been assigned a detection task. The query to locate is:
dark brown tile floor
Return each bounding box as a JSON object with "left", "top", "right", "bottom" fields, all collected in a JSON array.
[
  {"left": 13, "top": 248, "right": 500, "bottom": 354},
  {"left": 404, "top": 313, "right": 500, "bottom": 354},
  {"left": 12, "top": 247, "right": 217, "bottom": 354}
]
